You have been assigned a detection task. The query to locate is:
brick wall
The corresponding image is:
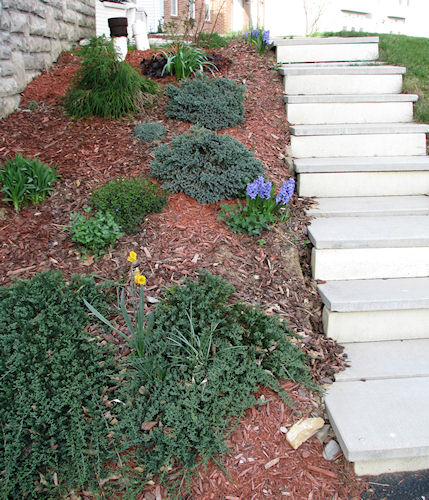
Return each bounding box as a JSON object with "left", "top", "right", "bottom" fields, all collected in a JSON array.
[{"left": 0, "top": 0, "right": 95, "bottom": 118}]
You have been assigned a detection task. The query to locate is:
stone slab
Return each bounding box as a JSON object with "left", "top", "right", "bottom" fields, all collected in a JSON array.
[
  {"left": 306, "top": 196, "right": 429, "bottom": 218},
  {"left": 308, "top": 216, "right": 429, "bottom": 249},
  {"left": 284, "top": 94, "right": 417, "bottom": 103},
  {"left": 336, "top": 340, "right": 429, "bottom": 381},
  {"left": 272, "top": 36, "right": 379, "bottom": 46},
  {"left": 325, "top": 377, "right": 429, "bottom": 462},
  {"left": 290, "top": 123, "right": 429, "bottom": 136},
  {"left": 277, "top": 43, "right": 378, "bottom": 63},
  {"left": 280, "top": 64, "right": 405, "bottom": 76},
  {"left": 318, "top": 277, "right": 429, "bottom": 312},
  {"left": 294, "top": 156, "right": 429, "bottom": 173},
  {"left": 311, "top": 247, "right": 429, "bottom": 280}
]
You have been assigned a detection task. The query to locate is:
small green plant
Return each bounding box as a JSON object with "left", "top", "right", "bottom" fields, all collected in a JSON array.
[
  {"left": 89, "top": 176, "right": 168, "bottom": 234},
  {"left": 68, "top": 210, "right": 123, "bottom": 253},
  {"left": 150, "top": 126, "right": 265, "bottom": 203},
  {"left": 165, "top": 75, "right": 245, "bottom": 130},
  {"left": 25, "top": 100, "right": 38, "bottom": 111},
  {"left": 159, "top": 42, "right": 217, "bottom": 80},
  {"left": 244, "top": 28, "right": 270, "bottom": 55},
  {"left": 63, "top": 36, "right": 158, "bottom": 119},
  {"left": 198, "top": 32, "right": 229, "bottom": 49},
  {"left": 134, "top": 121, "right": 167, "bottom": 143},
  {"left": 0, "top": 271, "right": 118, "bottom": 498},
  {"left": 0, "top": 154, "right": 58, "bottom": 211},
  {"left": 219, "top": 177, "right": 295, "bottom": 235}
]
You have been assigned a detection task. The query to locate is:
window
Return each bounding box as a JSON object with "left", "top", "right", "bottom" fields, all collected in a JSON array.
[
  {"left": 204, "top": 0, "right": 211, "bottom": 21},
  {"left": 171, "top": 0, "right": 178, "bottom": 16}
]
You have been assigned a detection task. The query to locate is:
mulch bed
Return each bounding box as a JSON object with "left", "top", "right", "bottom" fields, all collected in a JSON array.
[{"left": 0, "top": 40, "right": 369, "bottom": 498}]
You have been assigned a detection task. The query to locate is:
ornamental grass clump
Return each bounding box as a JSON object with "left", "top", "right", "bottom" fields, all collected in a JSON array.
[
  {"left": 89, "top": 176, "right": 168, "bottom": 234},
  {"left": 63, "top": 36, "right": 158, "bottom": 119},
  {"left": 160, "top": 42, "right": 217, "bottom": 80},
  {"left": 219, "top": 176, "right": 295, "bottom": 235},
  {"left": 165, "top": 75, "right": 245, "bottom": 130},
  {"left": 0, "top": 271, "right": 118, "bottom": 498},
  {"left": 134, "top": 121, "right": 167, "bottom": 143},
  {"left": 150, "top": 126, "right": 265, "bottom": 203}
]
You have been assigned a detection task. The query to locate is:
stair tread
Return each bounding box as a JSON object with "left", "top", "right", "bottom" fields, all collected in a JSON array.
[
  {"left": 336, "top": 340, "right": 429, "bottom": 382},
  {"left": 290, "top": 123, "right": 429, "bottom": 136},
  {"left": 325, "top": 377, "right": 429, "bottom": 461},
  {"left": 272, "top": 36, "right": 379, "bottom": 46},
  {"left": 284, "top": 94, "right": 418, "bottom": 103},
  {"left": 294, "top": 156, "right": 429, "bottom": 172},
  {"left": 308, "top": 215, "right": 429, "bottom": 248},
  {"left": 318, "top": 277, "right": 429, "bottom": 311},
  {"left": 280, "top": 64, "right": 405, "bottom": 75},
  {"left": 307, "top": 196, "right": 429, "bottom": 217}
]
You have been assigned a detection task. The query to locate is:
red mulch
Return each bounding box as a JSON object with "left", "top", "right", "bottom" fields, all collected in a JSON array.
[{"left": 0, "top": 41, "right": 369, "bottom": 498}]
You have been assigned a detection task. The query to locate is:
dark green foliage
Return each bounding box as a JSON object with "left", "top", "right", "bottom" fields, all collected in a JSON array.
[
  {"left": 0, "top": 272, "right": 117, "bottom": 498},
  {"left": 68, "top": 210, "right": 123, "bottom": 253},
  {"left": 134, "top": 121, "right": 167, "bottom": 143},
  {"left": 198, "top": 32, "right": 229, "bottom": 49},
  {"left": 63, "top": 36, "right": 158, "bottom": 119},
  {"left": 165, "top": 75, "right": 245, "bottom": 130},
  {"left": 150, "top": 127, "right": 265, "bottom": 203},
  {"left": 117, "top": 272, "right": 313, "bottom": 485},
  {"left": 0, "top": 154, "right": 58, "bottom": 211},
  {"left": 90, "top": 177, "right": 168, "bottom": 234}
]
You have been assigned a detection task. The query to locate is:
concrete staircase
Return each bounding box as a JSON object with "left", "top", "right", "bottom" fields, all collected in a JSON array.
[{"left": 273, "top": 36, "right": 429, "bottom": 475}]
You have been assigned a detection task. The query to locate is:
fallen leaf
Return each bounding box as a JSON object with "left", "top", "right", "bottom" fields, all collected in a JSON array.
[
  {"left": 264, "top": 457, "right": 280, "bottom": 469},
  {"left": 141, "top": 421, "right": 157, "bottom": 431}
]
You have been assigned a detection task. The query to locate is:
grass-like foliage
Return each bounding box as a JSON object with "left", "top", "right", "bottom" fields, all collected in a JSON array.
[
  {"left": 165, "top": 75, "right": 245, "bottom": 130},
  {"left": 198, "top": 32, "right": 229, "bottom": 49},
  {"left": 63, "top": 36, "right": 158, "bottom": 119},
  {"left": 117, "top": 272, "right": 313, "bottom": 487},
  {"left": 160, "top": 42, "right": 217, "bottom": 80},
  {"left": 0, "top": 271, "right": 118, "bottom": 498},
  {"left": 68, "top": 210, "right": 123, "bottom": 253},
  {"left": 134, "top": 121, "right": 167, "bottom": 143},
  {"left": 150, "top": 127, "right": 264, "bottom": 203},
  {"left": 0, "top": 154, "right": 58, "bottom": 211},
  {"left": 89, "top": 177, "right": 168, "bottom": 234}
]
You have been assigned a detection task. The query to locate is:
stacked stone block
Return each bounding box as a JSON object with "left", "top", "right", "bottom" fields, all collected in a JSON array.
[{"left": 0, "top": 0, "right": 95, "bottom": 118}]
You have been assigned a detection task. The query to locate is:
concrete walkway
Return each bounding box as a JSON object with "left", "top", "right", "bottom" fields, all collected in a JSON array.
[{"left": 273, "top": 36, "right": 429, "bottom": 476}]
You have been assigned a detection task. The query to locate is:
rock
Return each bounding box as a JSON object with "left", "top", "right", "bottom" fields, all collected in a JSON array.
[
  {"left": 323, "top": 439, "right": 342, "bottom": 461},
  {"left": 316, "top": 424, "right": 332, "bottom": 444},
  {"left": 286, "top": 417, "right": 325, "bottom": 449}
]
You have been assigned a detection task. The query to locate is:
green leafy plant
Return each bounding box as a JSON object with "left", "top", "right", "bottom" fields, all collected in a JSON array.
[
  {"left": 159, "top": 42, "right": 217, "bottom": 80},
  {"left": 0, "top": 154, "right": 58, "bottom": 211},
  {"left": 115, "top": 271, "right": 313, "bottom": 488},
  {"left": 68, "top": 210, "right": 123, "bottom": 253},
  {"left": 165, "top": 75, "right": 245, "bottom": 130},
  {"left": 198, "top": 32, "right": 229, "bottom": 49},
  {"left": 134, "top": 121, "right": 167, "bottom": 143},
  {"left": 219, "top": 177, "right": 295, "bottom": 235},
  {"left": 63, "top": 36, "right": 158, "bottom": 119},
  {"left": 0, "top": 271, "right": 118, "bottom": 498},
  {"left": 89, "top": 177, "right": 168, "bottom": 234},
  {"left": 150, "top": 126, "right": 265, "bottom": 203}
]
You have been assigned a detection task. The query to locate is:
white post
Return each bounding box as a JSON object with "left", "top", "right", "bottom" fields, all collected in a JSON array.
[{"left": 133, "top": 10, "right": 150, "bottom": 50}]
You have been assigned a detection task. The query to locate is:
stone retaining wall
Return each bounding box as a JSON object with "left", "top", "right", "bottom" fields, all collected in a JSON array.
[{"left": 0, "top": 0, "right": 95, "bottom": 118}]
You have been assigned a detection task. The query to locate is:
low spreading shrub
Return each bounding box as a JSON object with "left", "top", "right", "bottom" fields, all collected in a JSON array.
[
  {"left": 89, "top": 177, "right": 168, "bottom": 234},
  {"left": 63, "top": 36, "right": 158, "bottom": 119},
  {"left": 0, "top": 154, "right": 58, "bottom": 211},
  {"left": 134, "top": 121, "right": 167, "bottom": 143},
  {"left": 165, "top": 75, "right": 244, "bottom": 130},
  {"left": 150, "top": 126, "right": 264, "bottom": 203},
  {"left": 116, "top": 271, "right": 313, "bottom": 486},
  {"left": 68, "top": 210, "right": 123, "bottom": 253},
  {"left": 0, "top": 271, "right": 118, "bottom": 498}
]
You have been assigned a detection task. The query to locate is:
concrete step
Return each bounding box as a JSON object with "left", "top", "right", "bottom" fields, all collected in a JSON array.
[
  {"left": 285, "top": 94, "right": 417, "bottom": 125},
  {"left": 325, "top": 377, "right": 429, "bottom": 475},
  {"left": 280, "top": 64, "right": 405, "bottom": 75},
  {"left": 336, "top": 339, "right": 429, "bottom": 381},
  {"left": 306, "top": 196, "right": 429, "bottom": 218},
  {"left": 309, "top": 216, "right": 429, "bottom": 280},
  {"left": 289, "top": 123, "right": 429, "bottom": 158},
  {"left": 273, "top": 36, "right": 379, "bottom": 64},
  {"left": 294, "top": 156, "right": 429, "bottom": 173}
]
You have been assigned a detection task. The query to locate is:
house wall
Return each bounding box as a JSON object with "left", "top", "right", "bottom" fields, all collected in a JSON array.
[{"left": 0, "top": 0, "right": 95, "bottom": 119}]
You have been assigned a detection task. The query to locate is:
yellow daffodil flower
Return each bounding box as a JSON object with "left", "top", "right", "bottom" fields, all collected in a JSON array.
[
  {"left": 127, "top": 251, "right": 137, "bottom": 262},
  {"left": 134, "top": 273, "right": 146, "bottom": 286}
]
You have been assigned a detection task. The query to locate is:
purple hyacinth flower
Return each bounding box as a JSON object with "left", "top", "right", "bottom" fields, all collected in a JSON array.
[
  {"left": 276, "top": 178, "right": 295, "bottom": 205},
  {"left": 251, "top": 29, "right": 259, "bottom": 38},
  {"left": 244, "top": 32, "right": 248, "bottom": 39},
  {"left": 246, "top": 178, "right": 259, "bottom": 199},
  {"left": 262, "top": 30, "right": 270, "bottom": 44},
  {"left": 259, "top": 179, "right": 272, "bottom": 199}
]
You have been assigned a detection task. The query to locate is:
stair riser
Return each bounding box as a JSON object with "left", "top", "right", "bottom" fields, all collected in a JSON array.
[
  {"left": 284, "top": 74, "right": 403, "bottom": 95},
  {"left": 287, "top": 102, "right": 413, "bottom": 125},
  {"left": 322, "top": 307, "right": 429, "bottom": 343},
  {"left": 298, "top": 172, "right": 429, "bottom": 197},
  {"left": 277, "top": 43, "right": 379, "bottom": 63},
  {"left": 354, "top": 456, "right": 429, "bottom": 476},
  {"left": 290, "top": 133, "right": 427, "bottom": 158},
  {"left": 311, "top": 247, "right": 429, "bottom": 280}
]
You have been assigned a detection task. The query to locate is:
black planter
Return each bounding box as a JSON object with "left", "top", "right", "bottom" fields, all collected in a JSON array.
[{"left": 108, "top": 17, "right": 128, "bottom": 37}]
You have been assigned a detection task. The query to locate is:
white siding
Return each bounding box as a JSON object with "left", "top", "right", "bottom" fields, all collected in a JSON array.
[{"left": 139, "top": 0, "right": 164, "bottom": 32}]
